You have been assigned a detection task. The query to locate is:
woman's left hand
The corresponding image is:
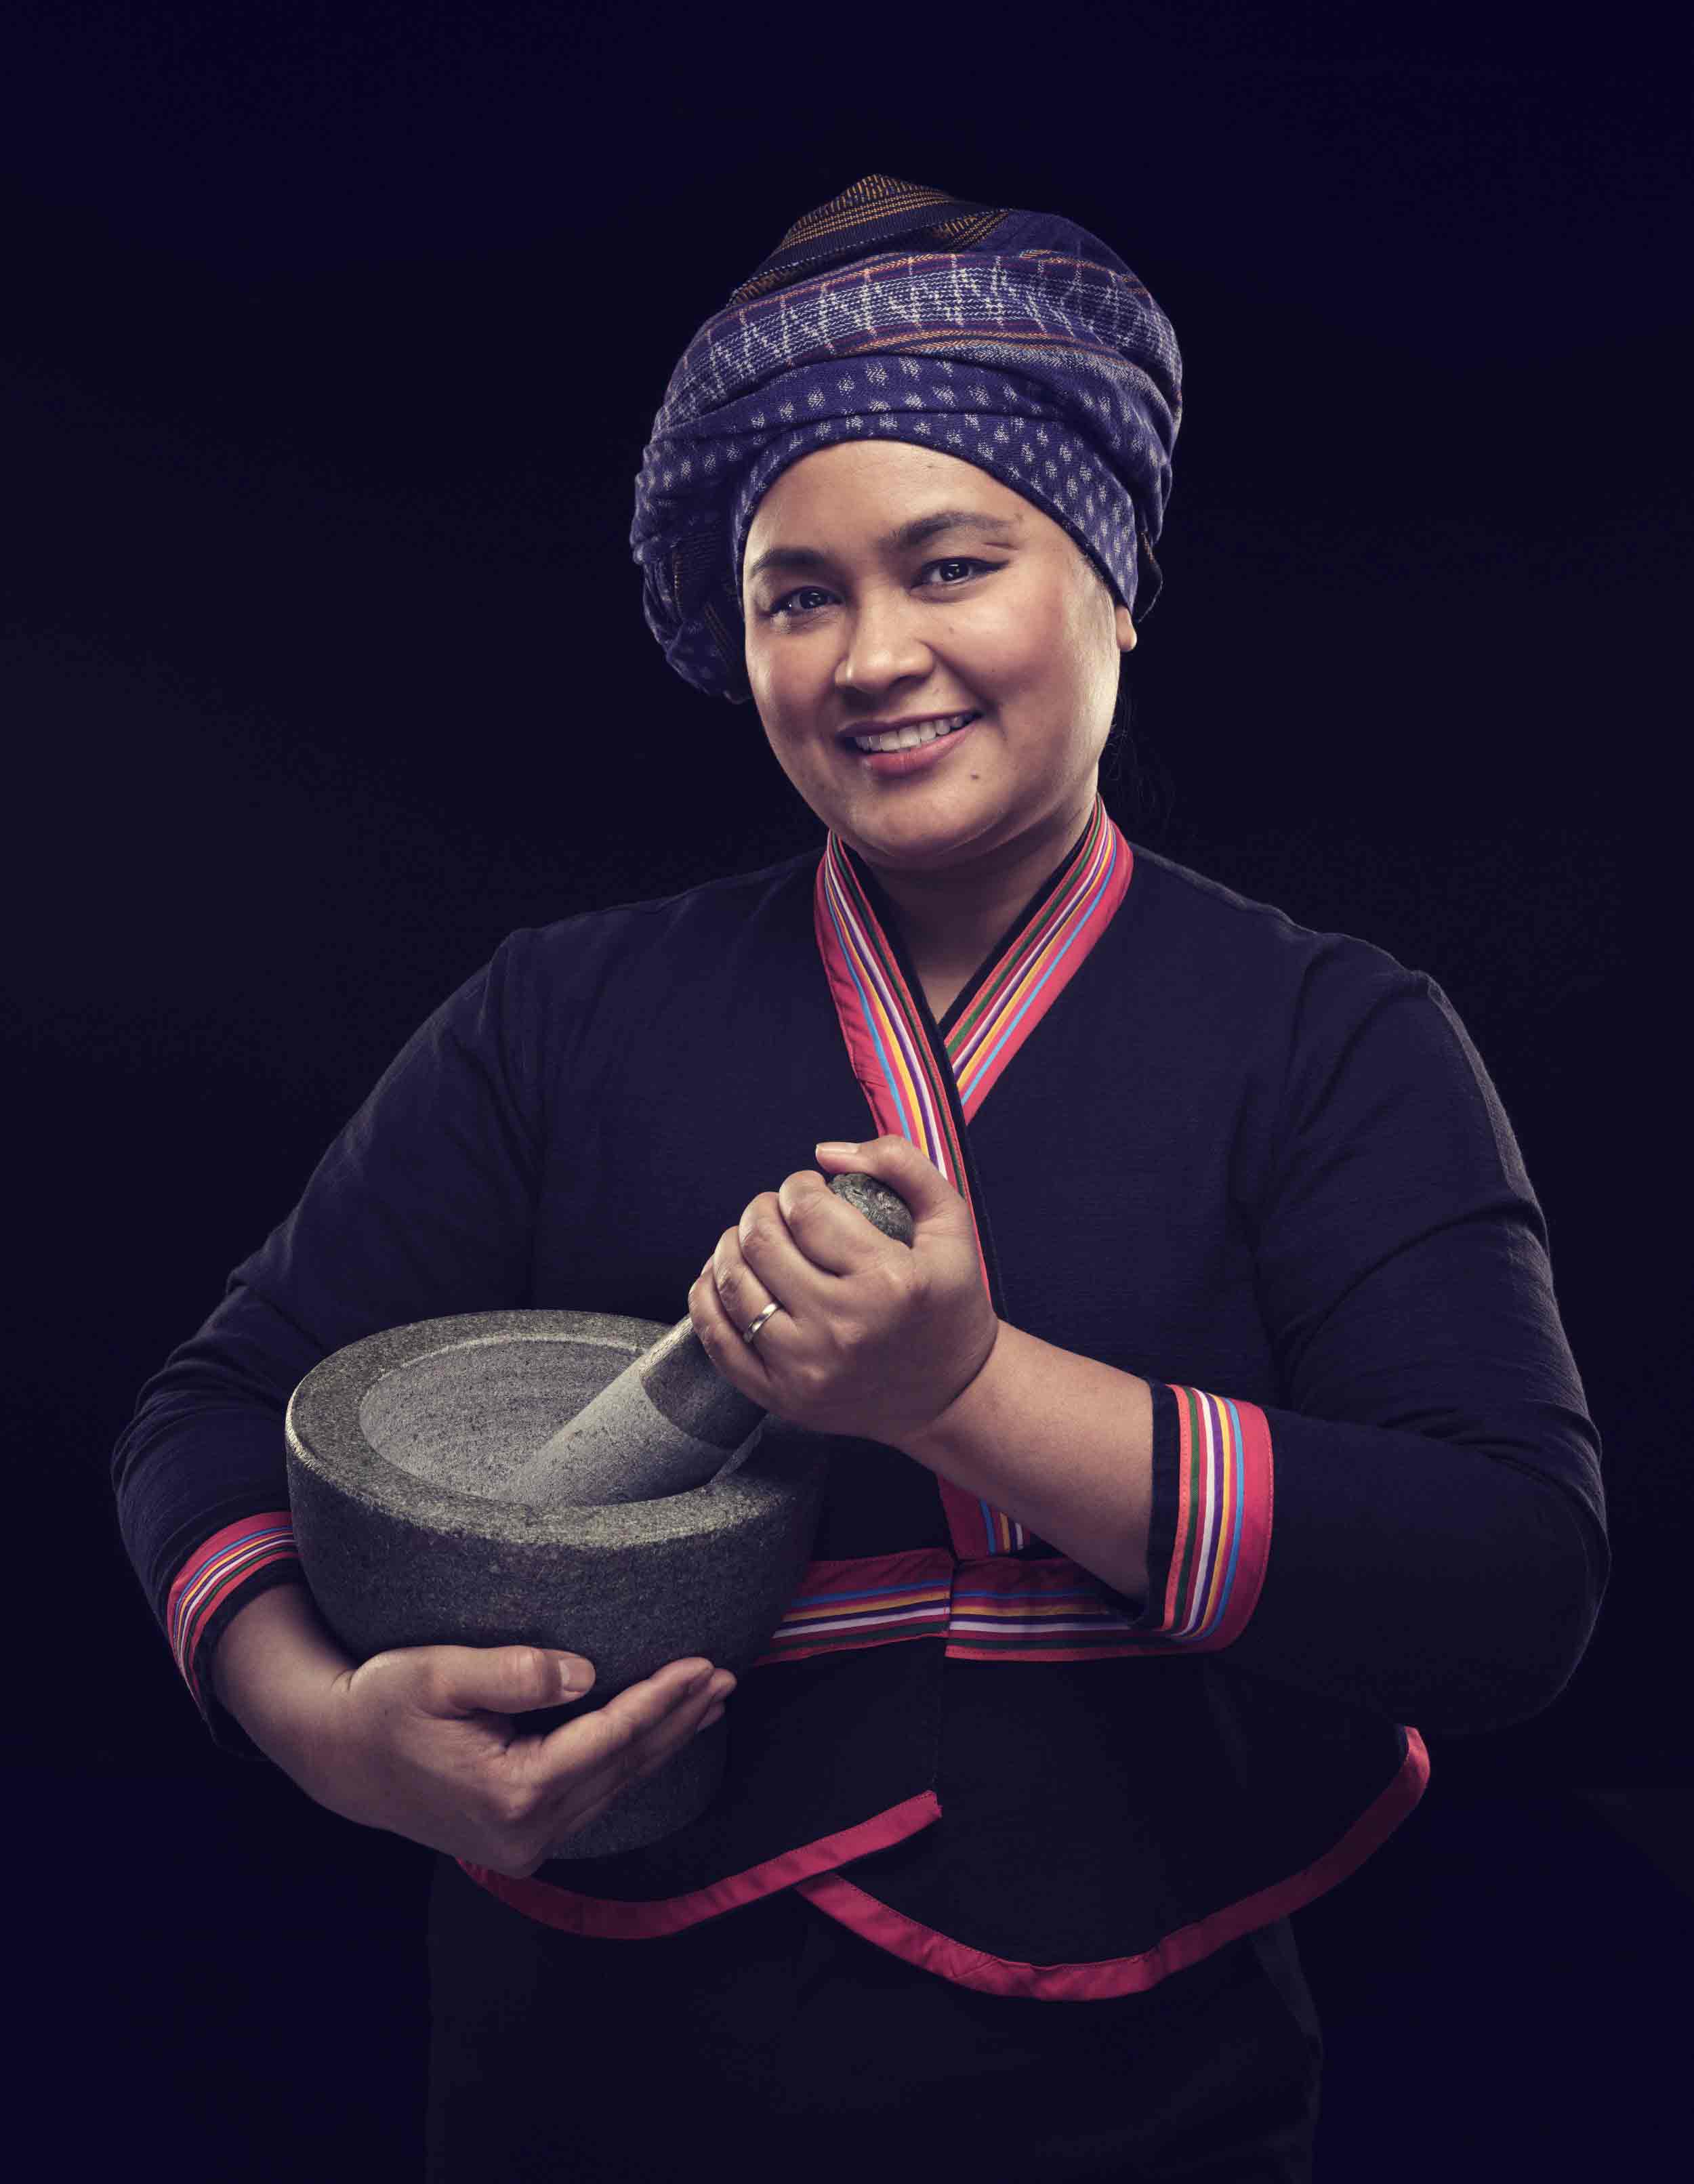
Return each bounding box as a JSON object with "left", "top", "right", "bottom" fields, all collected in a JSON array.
[{"left": 689, "top": 1135, "right": 1000, "bottom": 1448}]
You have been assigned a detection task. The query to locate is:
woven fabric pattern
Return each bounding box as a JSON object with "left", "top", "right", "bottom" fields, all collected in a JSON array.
[{"left": 629, "top": 174, "right": 1182, "bottom": 703}]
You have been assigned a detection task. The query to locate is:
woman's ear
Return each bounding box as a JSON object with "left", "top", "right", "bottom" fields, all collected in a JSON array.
[{"left": 1116, "top": 604, "right": 1138, "bottom": 654}]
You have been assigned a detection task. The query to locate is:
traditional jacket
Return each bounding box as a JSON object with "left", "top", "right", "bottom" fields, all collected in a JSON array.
[{"left": 115, "top": 799, "right": 1609, "bottom": 2000}]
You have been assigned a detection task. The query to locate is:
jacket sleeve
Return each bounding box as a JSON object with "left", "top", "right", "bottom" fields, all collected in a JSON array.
[
  {"left": 1101, "top": 947, "right": 1610, "bottom": 1738},
  {"left": 110, "top": 928, "right": 548, "bottom": 1762}
]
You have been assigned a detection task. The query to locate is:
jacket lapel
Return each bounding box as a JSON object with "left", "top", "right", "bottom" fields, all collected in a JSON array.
[{"left": 812, "top": 793, "right": 1135, "bottom": 1556}]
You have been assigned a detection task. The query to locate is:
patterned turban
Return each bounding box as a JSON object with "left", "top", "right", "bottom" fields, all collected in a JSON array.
[{"left": 629, "top": 172, "right": 1184, "bottom": 704}]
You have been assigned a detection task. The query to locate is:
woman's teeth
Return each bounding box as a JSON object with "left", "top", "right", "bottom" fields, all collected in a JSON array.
[{"left": 852, "top": 711, "right": 976, "bottom": 754}]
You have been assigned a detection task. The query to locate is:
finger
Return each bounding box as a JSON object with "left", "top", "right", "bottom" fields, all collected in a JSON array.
[
  {"left": 552, "top": 1712, "right": 711, "bottom": 1852},
  {"left": 711, "top": 1218, "right": 791, "bottom": 1322},
  {"left": 689, "top": 1255, "right": 773, "bottom": 1393},
  {"left": 774, "top": 1168, "right": 892, "bottom": 1276},
  {"left": 812, "top": 1135, "right": 960, "bottom": 1232},
  {"left": 701, "top": 1232, "right": 777, "bottom": 1328},
  {"left": 541, "top": 1668, "right": 736, "bottom": 1851},
  {"left": 526, "top": 1659, "right": 718, "bottom": 1780},
  {"left": 735, "top": 1191, "right": 834, "bottom": 1303}
]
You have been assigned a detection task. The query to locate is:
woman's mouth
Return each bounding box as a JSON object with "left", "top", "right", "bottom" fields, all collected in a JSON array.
[{"left": 844, "top": 711, "right": 980, "bottom": 777}]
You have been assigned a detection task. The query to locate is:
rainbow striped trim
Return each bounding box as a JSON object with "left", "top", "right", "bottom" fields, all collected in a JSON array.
[
  {"left": 945, "top": 799, "right": 1129, "bottom": 1116},
  {"left": 751, "top": 1413, "right": 1273, "bottom": 1668},
  {"left": 751, "top": 1557, "right": 1169, "bottom": 1664},
  {"left": 167, "top": 1513, "right": 301, "bottom": 1713},
  {"left": 755, "top": 1552, "right": 953, "bottom": 1659},
  {"left": 812, "top": 795, "right": 1134, "bottom": 1558},
  {"left": 814, "top": 835, "right": 975, "bottom": 1198},
  {"left": 1159, "top": 1385, "right": 1271, "bottom": 1647}
]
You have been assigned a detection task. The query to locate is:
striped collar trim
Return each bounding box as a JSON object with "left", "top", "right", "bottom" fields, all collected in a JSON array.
[
  {"left": 943, "top": 797, "right": 1130, "bottom": 1115},
  {"left": 812, "top": 795, "right": 1134, "bottom": 1556}
]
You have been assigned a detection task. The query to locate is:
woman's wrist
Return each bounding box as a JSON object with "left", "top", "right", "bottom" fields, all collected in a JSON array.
[
  {"left": 898, "top": 1323, "right": 1155, "bottom": 1601},
  {"left": 900, "top": 1320, "right": 1009, "bottom": 1471},
  {"left": 211, "top": 1579, "right": 355, "bottom": 1780}
]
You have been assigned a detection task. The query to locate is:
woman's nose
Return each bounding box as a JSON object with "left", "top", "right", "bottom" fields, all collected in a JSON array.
[{"left": 835, "top": 595, "right": 934, "bottom": 690}]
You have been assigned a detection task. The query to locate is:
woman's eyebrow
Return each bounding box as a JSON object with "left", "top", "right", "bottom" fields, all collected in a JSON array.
[{"left": 746, "top": 509, "right": 1020, "bottom": 587}]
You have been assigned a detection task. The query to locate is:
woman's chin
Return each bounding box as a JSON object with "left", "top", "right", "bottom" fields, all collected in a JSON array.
[
  {"left": 842, "top": 807, "right": 1002, "bottom": 868},
  {"left": 852, "top": 793, "right": 971, "bottom": 833}
]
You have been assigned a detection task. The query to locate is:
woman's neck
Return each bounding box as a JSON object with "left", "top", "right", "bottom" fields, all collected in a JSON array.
[{"left": 857, "top": 797, "right": 1098, "bottom": 1006}]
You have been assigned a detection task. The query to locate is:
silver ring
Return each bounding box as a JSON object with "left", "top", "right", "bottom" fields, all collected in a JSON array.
[{"left": 742, "top": 1301, "right": 783, "bottom": 1345}]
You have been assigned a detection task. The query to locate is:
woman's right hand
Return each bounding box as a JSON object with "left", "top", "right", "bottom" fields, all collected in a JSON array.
[{"left": 299, "top": 1643, "right": 736, "bottom": 1878}]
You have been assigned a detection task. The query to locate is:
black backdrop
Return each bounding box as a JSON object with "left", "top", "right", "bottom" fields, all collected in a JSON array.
[{"left": 7, "top": 5, "right": 1688, "bottom": 2176}]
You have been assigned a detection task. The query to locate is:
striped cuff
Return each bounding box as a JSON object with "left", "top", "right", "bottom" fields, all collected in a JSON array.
[
  {"left": 1111, "top": 1382, "right": 1273, "bottom": 1648},
  {"left": 166, "top": 1513, "right": 304, "bottom": 1762}
]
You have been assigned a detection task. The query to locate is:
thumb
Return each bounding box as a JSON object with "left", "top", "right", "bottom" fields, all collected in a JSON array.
[
  {"left": 814, "top": 1134, "right": 964, "bottom": 1234},
  {"left": 438, "top": 1643, "right": 596, "bottom": 1714}
]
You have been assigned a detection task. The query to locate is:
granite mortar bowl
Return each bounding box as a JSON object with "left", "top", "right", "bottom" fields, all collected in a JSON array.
[{"left": 284, "top": 1309, "right": 831, "bottom": 1857}]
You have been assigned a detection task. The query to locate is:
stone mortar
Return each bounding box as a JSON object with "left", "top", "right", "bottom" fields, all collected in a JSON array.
[{"left": 285, "top": 1309, "right": 830, "bottom": 1857}]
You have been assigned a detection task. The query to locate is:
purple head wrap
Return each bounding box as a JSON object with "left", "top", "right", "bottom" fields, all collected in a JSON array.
[{"left": 629, "top": 172, "right": 1183, "bottom": 704}]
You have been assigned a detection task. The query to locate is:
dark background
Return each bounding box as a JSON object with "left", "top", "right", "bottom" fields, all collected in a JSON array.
[{"left": 8, "top": 3, "right": 1687, "bottom": 2175}]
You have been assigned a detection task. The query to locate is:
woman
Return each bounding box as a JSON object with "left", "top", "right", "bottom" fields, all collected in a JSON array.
[{"left": 113, "top": 174, "right": 1609, "bottom": 2181}]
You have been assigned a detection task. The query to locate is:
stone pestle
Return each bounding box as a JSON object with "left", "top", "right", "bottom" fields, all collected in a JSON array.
[{"left": 505, "top": 1173, "right": 916, "bottom": 1508}]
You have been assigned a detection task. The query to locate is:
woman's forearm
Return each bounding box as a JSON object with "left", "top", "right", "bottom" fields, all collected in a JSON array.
[
  {"left": 211, "top": 1579, "right": 356, "bottom": 1778},
  {"left": 899, "top": 1322, "right": 1154, "bottom": 1599}
]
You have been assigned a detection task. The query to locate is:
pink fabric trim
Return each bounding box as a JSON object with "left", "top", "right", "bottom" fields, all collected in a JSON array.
[
  {"left": 793, "top": 1729, "right": 1431, "bottom": 1998},
  {"left": 166, "top": 1511, "right": 299, "bottom": 1709},
  {"left": 953, "top": 811, "right": 1133, "bottom": 1119},
  {"left": 457, "top": 1789, "right": 943, "bottom": 1939}
]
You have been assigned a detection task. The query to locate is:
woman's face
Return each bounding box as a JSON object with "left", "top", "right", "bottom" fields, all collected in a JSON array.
[{"left": 741, "top": 440, "right": 1135, "bottom": 881}]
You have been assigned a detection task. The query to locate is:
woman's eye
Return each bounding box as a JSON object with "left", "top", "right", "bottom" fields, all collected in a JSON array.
[{"left": 766, "top": 558, "right": 993, "bottom": 618}]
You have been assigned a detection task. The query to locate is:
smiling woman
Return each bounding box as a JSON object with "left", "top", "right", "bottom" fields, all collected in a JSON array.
[
  {"left": 630, "top": 170, "right": 1179, "bottom": 1036},
  {"left": 741, "top": 440, "right": 1134, "bottom": 1015},
  {"left": 117, "top": 169, "right": 1607, "bottom": 2184}
]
